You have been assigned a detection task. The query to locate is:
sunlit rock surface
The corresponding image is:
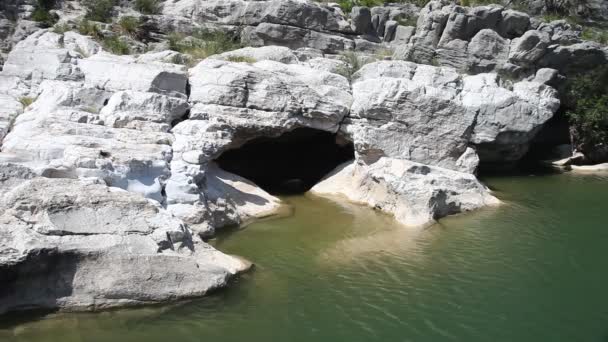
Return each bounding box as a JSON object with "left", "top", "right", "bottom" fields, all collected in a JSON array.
[{"left": 1, "top": 0, "right": 600, "bottom": 314}]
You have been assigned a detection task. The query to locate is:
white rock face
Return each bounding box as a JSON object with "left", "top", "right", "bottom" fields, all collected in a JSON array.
[
  {"left": 99, "top": 91, "right": 189, "bottom": 132},
  {"left": 311, "top": 158, "right": 500, "bottom": 228},
  {"left": 0, "top": 176, "right": 250, "bottom": 315},
  {"left": 165, "top": 58, "right": 353, "bottom": 233},
  {"left": 78, "top": 53, "right": 188, "bottom": 96},
  {"left": 188, "top": 58, "right": 352, "bottom": 143},
  {"left": 0, "top": 24, "right": 564, "bottom": 314},
  {"left": 1, "top": 31, "right": 84, "bottom": 91},
  {"left": 401, "top": 1, "right": 607, "bottom": 77},
  {"left": 345, "top": 60, "right": 559, "bottom": 169},
  {"left": 464, "top": 74, "right": 560, "bottom": 162}
]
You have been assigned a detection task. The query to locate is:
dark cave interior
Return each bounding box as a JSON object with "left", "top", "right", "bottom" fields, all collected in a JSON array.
[{"left": 215, "top": 128, "right": 355, "bottom": 195}]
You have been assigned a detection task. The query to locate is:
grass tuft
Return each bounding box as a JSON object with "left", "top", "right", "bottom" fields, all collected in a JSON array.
[
  {"left": 134, "top": 0, "right": 163, "bottom": 15},
  {"left": 19, "top": 97, "right": 36, "bottom": 109},
  {"left": 102, "top": 36, "right": 130, "bottom": 55}
]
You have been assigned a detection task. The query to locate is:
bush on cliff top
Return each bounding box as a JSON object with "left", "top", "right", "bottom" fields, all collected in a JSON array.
[
  {"left": 565, "top": 66, "right": 608, "bottom": 160},
  {"left": 118, "top": 16, "right": 141, "bottom": 36},
  {"left": 168, "top": 29, "right": 241, "bottom": 65},
  {"left": 102, "top": 36, "right": 130, "bottom": 55},
  {"left": 134, "top": 0, "right": 163, "bottom": 15},
  {"left": 83, "top": 0, "right": 117, "bottom": 23},
  {"left": 31, "top": 0, "right": 58, "bottom": 27}
]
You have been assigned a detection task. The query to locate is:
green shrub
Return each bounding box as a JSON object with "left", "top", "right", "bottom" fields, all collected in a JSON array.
[
  {"left": 170, "top": 54, "right": 191, "bottom": 65},
  {"left": 358, "top": 0, "right": 383, "bottom": 7},
  {"left": 78, "top": 19, "right": 104, "bottom": 40},
  {"left": 336, "top": 51, "right": 365, "bottom": 81},
  {"left": 565, "top": 66, "right": 608, "bottom": 158},
  {"left": 83, "top": 0, "right": 117, "bottom": 23},
  {"left": 102, "top": 36, "right": 130, "bottom": 55},
  {"left": 31, "top": 0, "right": 58, "bottom": 27},
  {"left": 581, "top": 27, "right": 608, "bottom": 45},
  {"left": 335, "top": 0, "right": 353, "bottom": 13},
  {"left": 118, "top": 16, "right": 140, "bottom": 36},
  {"left": 168, "top": 29, "right": 241, "bottom": 63},
  {"left": 225, "top": 55, "right": 257, "bottom": 63},
  {"left": 134, "top": 0, "right": 163, "bottom": 14},
  {"left": 52, "top": 22, "right": 71, "bottom": 34},
  {"left": 19, "top": 97, "right": 36, "bottom": 108}
]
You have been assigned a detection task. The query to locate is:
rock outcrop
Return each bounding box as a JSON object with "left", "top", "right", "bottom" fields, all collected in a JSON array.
[
  {"left": 0, "top": 173, "right": 250, "bottom": 314},
  {"left": 344, "top": 60, "right": 559, "bottom": 168},
  {"left": 0, "top": 0, "right": 602, "bottom": 315},
  {"left": 311, "top": 158, "right": 499, "bottom": 227},
  {"left": 399, "top": 1, "right": 607, "bottom": 78}
]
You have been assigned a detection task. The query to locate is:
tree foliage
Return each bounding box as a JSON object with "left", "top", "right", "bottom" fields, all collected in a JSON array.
[
  {"left": 31, "top": 0, "right": 58, "bottom": 27},
  {"left": 565, "top": 66, "right": 608, "bottom": 160},
  {"left": 83, "top": 0, "right": 117, "bottom": 23}
]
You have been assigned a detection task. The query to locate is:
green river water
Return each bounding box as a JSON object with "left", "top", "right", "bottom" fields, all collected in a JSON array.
[{"left": 1, "top": 171, "right": 608, "bottom": 341}]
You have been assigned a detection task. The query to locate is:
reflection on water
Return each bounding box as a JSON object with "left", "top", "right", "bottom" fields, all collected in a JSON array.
[{"left": 2, "top": 172, "right": 608, "bottom": 342}]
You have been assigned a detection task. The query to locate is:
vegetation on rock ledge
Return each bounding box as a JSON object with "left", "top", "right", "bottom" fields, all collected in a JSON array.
[
  {"left": 168, "top": 29, "right": 241, "bottom": 66},
  {"left": 565, "top": 66, "right": 608, "bottom": 162},
  {"left": 83, "top": 0, "right": 117, "bottom": 23},
  {"left": 31, "top": 0, "right": 58, "bottom": 27}
]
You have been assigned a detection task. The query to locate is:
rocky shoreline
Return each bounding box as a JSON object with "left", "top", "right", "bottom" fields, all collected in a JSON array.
[{"left": 0, "top": 0, "right": 606, "bottom": 314}]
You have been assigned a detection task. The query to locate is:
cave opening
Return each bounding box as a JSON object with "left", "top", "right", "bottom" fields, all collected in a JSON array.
[{"left": 215, "top": 128, "right": 355, "bottom": 195}]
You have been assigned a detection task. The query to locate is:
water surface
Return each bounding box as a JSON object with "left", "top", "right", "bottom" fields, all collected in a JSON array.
[{"left": 2, "top": 171, "right": 608, "bottom": 341}]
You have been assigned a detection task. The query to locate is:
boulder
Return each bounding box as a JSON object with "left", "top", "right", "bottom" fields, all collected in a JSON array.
[
  {"left": 508, "top": 30, "right": 550, "bottom": 66},
  {"left": 311, "top": 158, "right": 500, "bottom": 228},
  {"left": 78, "top": 53, "right": 188, "bottom": 96},
  {"left": 371, "top": 7, "right": 390, "bottom": 37},
  {"left": 438, "top": 5, "right": 503, "bottom": 45},
  {"left": 1, "top": 79, "right": 175, "bottom": 203},
  {"left": 163, "top": 0, "right": 351, "bottom": 34},
  {"left": 345, "top": 61, "right": 560, "bottom": 168},
  {"left": 351, "top": 6, "right": 372, "bottom": 35},
  {"left": 187, "top": 59, "right": 352, "bottom": 140},
  {"left": 435, "top": 38, "right": 470, "bottom": 71},
  {"left": 497, "top": 9, "right": 530, "bottom": 38},
  {"left": 464, "top": 74, "right": 560, "bottom": 163},
  {"left": 244, "top": 23, "right": 355, "bottom": 54},
  {"left": 538, "top": 42, "right": 608, "bottom": 75},
  {"left": 99, "top": 91, "right": 189, "bottom": 132},
  {"left": 0, "top": 176, "right": 250, "bottom": 315},
  {"left": 1, "top": 30, "right": 83, "bottom": 89},
  {"left": 533, "top": 68, "right": 562, "bottom": 87},
  {"left": 538, "top": 20, "right": 582, "bottom": 45},
  {"left": 392, "top": 25, "right": 415, "bottom": 44},
  {"left": 467, "top": 29, "right": 510, "bottom": 73},
  {"left": 162, "top": 0, "right": 269, "bottom": 26},
  {"left": 346, "top": 61, "right": 475, "bottom": 170},
  {"left": 293, "top": 47, "right": 324, "bottom": 61},
  {"left": 384, "top": 20, "right": 398, "bottom": 42},
  {"left": 405, "top": 1, "right": 451, "bottom": 64},
  {"left": 263, "top": 0, "right": 351, "bottom": 33},
  {"left": 304, "top": 57, "right": 349, "bottom": 74}
]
